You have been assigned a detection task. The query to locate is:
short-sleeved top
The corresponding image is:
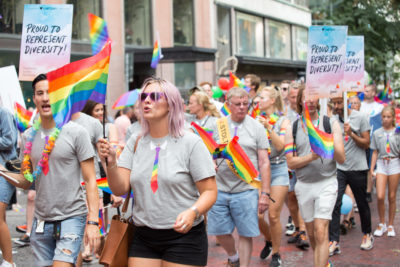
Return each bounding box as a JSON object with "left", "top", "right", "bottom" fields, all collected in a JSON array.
[
  {"left": 210, "top": 115, "right": 270, "bottom": 193},
  {"left": 74, "top": 113, "right": 103, "bottom": 179},
  {"left": 335, "top": 110, "right": 370, "bottom": 171},
  {"left": 186, "top": 114, "right": 218, "bottom": 130},
  {"left": 292, "top": 116, "right": 337, "bottom": 183},
  {"left": 286, "top": 107, "right": 299, "bottom": 123},
  {"left": 21, "top": 121, "right": 95, "bottom": 221},
  {"left": 118, "top": 131, "right": 215, "bottom": 229},
  {"left": 360, "top": 101, "right": 383, "bottom": 119},
  {"left": 125, "top": 121, "right": 141, "bottom": 142},
  {"left": 370, "top": 128, "right": 400, "bottom": 158},
  {"left": 269, "top": 116, "right": 287, "bottom": 162}
]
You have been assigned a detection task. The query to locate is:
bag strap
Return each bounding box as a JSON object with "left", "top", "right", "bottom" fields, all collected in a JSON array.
[
  {"left": 323, "top": 115, "right": 332, "bottom": 134},
  {"left": 121, "top": 135, "right": 141, "bottom": 214},
  {"left": 292, "top": 119, "right": 299, "bottom": 156}
]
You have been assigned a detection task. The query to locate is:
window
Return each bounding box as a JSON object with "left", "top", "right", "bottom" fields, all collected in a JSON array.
[
  {"left": 173, "top": 0, "right": 193, "bottom": 46},
  {"left": 266, "top": 19, "right": 291, "bottom": 60},
  {"left": 294, "top": 0, "right": 309, "bottom": 8},
  {"left": 236, "top": 12, "right": 263, "bottom": 57},
  {"left": 67, "top": 0, "right": 101, "bottom": 41},
  {"left": 217, "top": 6, "right": 231, "bottom": 71},
  {"left": 175, "top": 62, "right": 196, "bottom": 91},
  {"left": 292, "top": 26, "right": 308, "bottom": 60},
  {"left": 125, "top": 0, "right": 151, "bottom": 46},
  {"left": 0, "top": 0, "right": 37, "bottom": 34}
]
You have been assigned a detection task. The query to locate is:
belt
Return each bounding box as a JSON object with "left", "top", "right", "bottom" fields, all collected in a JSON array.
[{"left": 270, "top": 159, "right": 286, "bottom": 165}]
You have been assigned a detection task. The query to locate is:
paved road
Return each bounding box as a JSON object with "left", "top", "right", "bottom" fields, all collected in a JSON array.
[{"left": 2, "top": 187, "right": 400, "bottom": 266}]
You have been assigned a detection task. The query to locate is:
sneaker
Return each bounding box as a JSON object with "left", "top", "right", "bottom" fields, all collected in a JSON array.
[
  {"left": 360, "top": 234, "right": 374, "bottom": 250},
  {"left": 366, "top": 192, "right": 372, "bottom": 203},
  {"left": 286, "top": 216, "right": 293, "bottom": 229},
  {"left": 269, "top": 253, "right": 282, "bottom": 267},
  {"left": 329, "top": 241, "right": 341, "bottom": 256},
  {"left": 387, "top": 225, "right": 396, "bottom": 237},
  {"left": 285, "top": 224, "right": 296, "bottom": 236},
  {"left": 226, "top": 259, "right": 240, "bottom": 267},
  {"left": 296, "top": 231, "right": 310, "bottom": 249},
  {"left": 14, "top": 234, "right": 30, "bottom": 246},
  {"left": 287, "top": 231, "right": 299, "bottom": 243},
  {"left": 16, "top": 224, "right": 27, "bottom": 233},
  {"left": 260, "top": 240, "right": 272, "bottom": 259},
  {"left": 340, "top": 223, "right": 347, "bottom": 235},
  {"left": 373, "top": 223, "right": 387, "bottom": 237},
  {"left": 0, "top": 260, "right": 16, "bottom": 267},
  {"left": 354, "top": 203, "right": 359, "bottom": 213}
]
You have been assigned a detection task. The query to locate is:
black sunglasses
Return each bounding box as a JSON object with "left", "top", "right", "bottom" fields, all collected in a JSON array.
[
  {"left": 140, "top": 92, "right": 166, "bottom": 102},
  {"left": 281, "top": 87, "right": 288, "bottom": 91}
]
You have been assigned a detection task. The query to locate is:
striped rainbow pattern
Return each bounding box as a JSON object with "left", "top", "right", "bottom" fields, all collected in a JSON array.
[
  {"left": 386, "top": 134, "right": 390, "bottom": 153},
  {"left": 88, "top": 13, "right": 111, "bottom": 55},
  {"left": 220, "top": 102, "right": 231, "bottom": 116},
  {"left": 99, "top": 208, "right": 106, "bottom": 236},
  {"left": 269, "top": 113, "right": 279, "bottom": 125},
  {"left": 191, "top": 122, "right": 220, "bottom": 154},
  {"left": 150, "top": 40, "right": 162, "bottom": 69},
  {"left": 48, "top": 42, "right": 111, "bottom": 128},
  {"left": 304, "top": 104, "right": 334, "bottom": 159},
  {"left": 249, "top": 103, "right": 260, "bottom": 118},
  {"left": 150, "top": 146, "right": 161, "bottom": 193},
  {"left": 229, "top": 72, "right": 250, "bottom": 92},
  {"left": 14, "top": 102, "right": 33, "bottom": 133},
  {"left": 220, "top": 136, "right": 259, "bottom": 186},
  {"left": 95, "top": 177, "right": 113, "bottom": 195},
  {"left": 284, "top": 143, "right": 296, "bottom": 155}
]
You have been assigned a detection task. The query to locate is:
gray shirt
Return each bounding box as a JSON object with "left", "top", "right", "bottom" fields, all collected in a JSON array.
[
  {"left": 125, "top": 121, "right": 142, "bottom": 142},
  {"left": 118, "top": 131, "right": 215, "bottom": 229},
  {"left": 371, "top": 128, "right": 400, "bottom": 158},
  {"left": 211, "top": 115, "right": 270, "bottom": 193},
  {"left": 287, "top": 107, "right": 299, "bottom": 123},
  {"left": 335, "top": 110, "right": 370, "bottom": 171},
  {"left": 270, "top": 116, "right": 287, "bottom": 162},
  {"left": 186, "top": 115, "right": 218, "bottom": 130},
  {"left": 21, "top": 121, "right": 95, "bottom": 221},
  {"left": 292, "top": 116, "right": 337, "bottom": 183}
]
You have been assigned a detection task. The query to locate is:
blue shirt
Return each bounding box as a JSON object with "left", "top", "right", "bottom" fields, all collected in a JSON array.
[{"left": 0, "top": 107, "right": 18, "bottom": 165}]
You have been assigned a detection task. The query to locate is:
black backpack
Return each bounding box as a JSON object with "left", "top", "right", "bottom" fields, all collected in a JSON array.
[{"left": 292, "top": 115, "right": 331, "bottom": 156}]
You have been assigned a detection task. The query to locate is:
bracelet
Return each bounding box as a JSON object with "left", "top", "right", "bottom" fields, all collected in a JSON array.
[
  {"left": 190, "top": 206, "right": 200, "bottom": 219},
  {"left": 261, "top": 191, "right": 270, "bottom": 197},
  {"left": 87, "top": 220, "right": 99, "bottom": 226},
  {"left": 108, "top": 163, "right": 117, "bottom": 169}
]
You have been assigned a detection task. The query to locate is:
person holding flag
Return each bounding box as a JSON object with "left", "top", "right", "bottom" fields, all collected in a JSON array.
[
  {"left": 285, "top": 86, "right": 345, "bottom": 267},
  {"left": 0, "top": 74, "right": 100, "bottom": 266}
]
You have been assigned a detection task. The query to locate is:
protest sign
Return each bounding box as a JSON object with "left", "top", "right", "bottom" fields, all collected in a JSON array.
[
  {"left": 0, "top": 66, "right": 25, "bottom": 114},
  {"left": 18, "top": 4, "right": 73, "bottom": 81},
  {"left": 305, "top": 26, "right": 348, "bottom": 99},
  {"left": 344, "top": 36, "right": 364, "bottom": 92}
]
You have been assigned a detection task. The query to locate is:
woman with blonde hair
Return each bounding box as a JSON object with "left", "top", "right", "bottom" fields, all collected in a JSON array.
[
  {"left": 187, "top": 91, "right": 220, "bottom": 129},
  {"left": 257, "top": 86, "right": 293, "bottom": 265},
  {"left": 370, "top": 105, "right": 400, "bottom": 237}
]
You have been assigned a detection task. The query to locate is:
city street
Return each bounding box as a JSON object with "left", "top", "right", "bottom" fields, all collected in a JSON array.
[{"left": 2, "top": 186, "right": 400, "bottom": 267}]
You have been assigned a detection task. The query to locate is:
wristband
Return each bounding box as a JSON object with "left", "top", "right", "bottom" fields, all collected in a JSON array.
[
  {"left": 261, "top": 191, "right": 276, "bottom": 203},
  {"left": 190, "top": 206, "right": 200, "bottom": 219},
  {"left": 87, "top": 220, "right": 99, "bottom": 226}
]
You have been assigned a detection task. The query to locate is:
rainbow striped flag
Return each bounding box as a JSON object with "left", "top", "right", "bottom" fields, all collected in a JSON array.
[
  {"left": 191, "top": 122, "right": 222, "bottom": 155},
  {"left": 228, "top": 72, "right": 250, "bottom": 92},
  {"left": 48, "top": 42, "right": 111, "bottom": 128},
  {"left": 219, "top": 136, "right": 260, "bottom": 188},
  {"left": 377, "top": 80, "right": 392, "bottom": 103},
  {"left": 150, "top": 40, "right": 163, "bottom": 69},
  {"left": 88, "top": 13, "right": 111, "bottom": 55},
  {"left": 303, "top": 104, "right": 334, "bottom": 159},
  {"left": 220, "top": 102, "right": 231, "bottom": 116},
  {"left": 249, "top": 103, "right": 260, "bottom": 118},
  {"left": 14, "top": 102, "right": 33, "bottom": 133},
  {"left": 99, "top": 208, "right": 106, "bottom": 236},
  {"left": 269, "top": 113, "right": 279, "bottom": 125}
]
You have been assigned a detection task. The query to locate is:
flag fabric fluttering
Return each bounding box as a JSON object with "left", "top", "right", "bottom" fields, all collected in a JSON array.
[
  {"left": 228, "top": 72, "right": 250, "bottom": 92},
  {"left": 220, "top": 102, "right": 231, "bottom": 116},
  {"left": 14, "top": 102, "right": 33, "bottom": 133},
  {"left": 191, "top": 122, "right": 222, "bottom": 155},
  {"left": 249, "top": 103, "right": 260, "bottom": 118},
  {"left": 98, "top": 208, "right": 106, "bottom": 236},
  {"left": 88, "top": 13, "right": 111, "bottom": 55},
  {"left": 150, "top": 40, "right": 163, "bottom": 69},
  {"left": 376, "top": 79, "right": 392, "bottom": 104},
  {"left": 303, "top": 104, "right": 334, "bottom": 159},
  {"left": 48, "top": 42, "right": 111, "bottom": 128}
]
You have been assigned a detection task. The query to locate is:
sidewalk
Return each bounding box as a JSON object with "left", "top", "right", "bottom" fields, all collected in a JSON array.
[{"left": 2, "top": 187, "right": 400, "bottom": 266}]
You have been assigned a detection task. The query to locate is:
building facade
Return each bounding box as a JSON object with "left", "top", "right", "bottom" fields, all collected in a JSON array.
[{"left": 0, "top": 0, "right": 311, "bottom": 109}]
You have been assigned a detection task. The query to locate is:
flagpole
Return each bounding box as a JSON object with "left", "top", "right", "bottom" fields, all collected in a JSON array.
[{"left": 157, "top": 31, "right": 163, "bottom": 78}]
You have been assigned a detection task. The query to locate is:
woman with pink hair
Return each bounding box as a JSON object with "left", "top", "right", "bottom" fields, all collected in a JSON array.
[{"left": 98, "top": 77, "right": 217, "bottom": 267}]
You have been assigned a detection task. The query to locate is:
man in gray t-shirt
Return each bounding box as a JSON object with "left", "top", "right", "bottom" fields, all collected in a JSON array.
[
  {"left": 329, "top": 97, "right": 374, "bottom": 252},
  {"left": 285, "top": 88, "right": 345, "bottom": 267},
  {"left": 207, "top": 88, "right": 271, "bottom": 267},
  {"left": 1, "top": 75, "right": 100, "bottom": 266}
]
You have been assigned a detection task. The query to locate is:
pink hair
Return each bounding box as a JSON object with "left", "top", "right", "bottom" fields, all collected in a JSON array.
[{"left": 139, "top": 77, "right": 185, "bottom": 138}]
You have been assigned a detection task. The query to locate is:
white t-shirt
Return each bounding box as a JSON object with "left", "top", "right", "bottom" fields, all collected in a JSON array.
[{"left": 360, "top": 101, "right": 383, "bottom": 118}]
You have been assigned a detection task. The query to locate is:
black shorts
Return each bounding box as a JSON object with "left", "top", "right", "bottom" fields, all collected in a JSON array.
[{"left": 129, "top": 221, "right": 208, "bottom": 266}]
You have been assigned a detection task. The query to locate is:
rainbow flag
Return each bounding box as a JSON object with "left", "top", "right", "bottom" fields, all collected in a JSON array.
[
  {"left": 88, "top": 13, "right": 111, "bottom": 55},
  {"left": 150, "top": 40, "right": 163, "bottom": 69},
  {"left": 269, "top": 113, "right": 279, "bottom": 125},
  {"left": 191, "top": 122, "right": 222, "bottom": 155},
  {"left": 95, "top": 177, "right": 113, "bottom": 195},
  {"left": 228, "top": 72, "right": 250, "bottom": 92},
  {"left": 220, "top": 102, "right": 231, "bottom": 116},
  {"left": 14, "top": 102, "right": 33, "bottom": 133},
  {"left": 303, "top": 104, "right": 334, "bottom": 159},
  {"left": 48, "top": 42, "right": 111, "bottom": 128},
  {"left": 99, "top": 208, "right": 106, "bottom": 236},
  {"left": 249, "top": 103, "right": 260, "bottom": 118},
  {"left": 219, "top": 136, "right": 260, "bottom": 188}
]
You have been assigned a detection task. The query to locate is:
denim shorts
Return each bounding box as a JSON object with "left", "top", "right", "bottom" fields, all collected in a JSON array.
[
  {"left": 288, "top": 171, "right": 297, "bottom": 192},
  {"left": 0, "top": 176, "right": 15, "bottom": 204},
  {"left": 207, "top": 189, "right": 259, "bottom": 237},
  {"left": 30, "top": 215, "right": 86, "bottom": 266},
  {"left": 270, "top": 162, "right": 289, "bottom": 187}
]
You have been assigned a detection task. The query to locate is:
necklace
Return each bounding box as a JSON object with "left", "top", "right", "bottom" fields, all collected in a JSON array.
[{"left": 22, "top": 120, "right": 61, "bottom": 182}]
